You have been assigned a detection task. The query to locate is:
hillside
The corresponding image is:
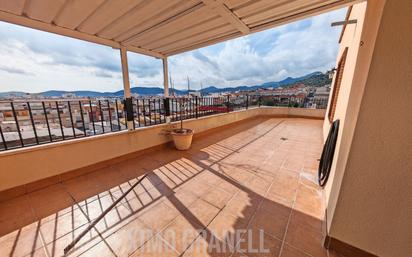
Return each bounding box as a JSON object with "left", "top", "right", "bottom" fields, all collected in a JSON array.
[{"left": 0, "top": 71, "right": 331, "bottom": 98}]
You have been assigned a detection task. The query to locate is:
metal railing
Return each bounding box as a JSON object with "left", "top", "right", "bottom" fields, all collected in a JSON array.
[
  {"left": 0, "top": 95, "right": 328, "bottom": 151},
  {"left": 259, "top": 95, "right": 328, "bottom": 109}
]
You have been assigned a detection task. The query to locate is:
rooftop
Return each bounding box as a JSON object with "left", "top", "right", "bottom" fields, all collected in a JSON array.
[{"left": 0, "top": 117, "right": 329, "bottom": 257}]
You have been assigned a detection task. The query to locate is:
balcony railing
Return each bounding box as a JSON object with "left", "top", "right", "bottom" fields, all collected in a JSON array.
[{"left": 0, "top": 95, "right": 327, "bottom": 151}]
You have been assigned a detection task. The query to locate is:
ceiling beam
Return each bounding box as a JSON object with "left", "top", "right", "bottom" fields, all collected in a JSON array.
[
  {"left": 0, "top": 10, "right": 164, "bottom": 58},
  {"left": 202, "top": 0, "right": 250, "bottom": 34}
]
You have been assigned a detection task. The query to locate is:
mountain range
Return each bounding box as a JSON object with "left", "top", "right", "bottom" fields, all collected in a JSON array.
[{"left": 0, "top": 71, "right": 330, "bottom": 98}]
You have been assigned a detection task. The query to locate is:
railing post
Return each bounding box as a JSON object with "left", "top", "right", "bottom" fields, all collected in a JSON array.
[
  {"left": 227, "top": 95, "right": 230, "bottom": 113},
  {"left": 258, "top": 96, "right": 262, "bottom": 107},
  {"left": 0, "top": 122, "right": 8, "bottom": 150},
  {"left": 10, "top": 102, "right": 24, "bottom": 146},
  {"left": 246, "top": 95, "right": 249, "bottom": 109},
  {"left": 195, "top": 96, "right": 199, "bottom": 118},
  {"left": 27, "top": 102, "right": 39, "bottom": 144},
  {"left": 164, "top": 97, "right": 170, "bottom": 118},
  {"left": 123, "top": 98, "right": 134, "bottom": 129}
]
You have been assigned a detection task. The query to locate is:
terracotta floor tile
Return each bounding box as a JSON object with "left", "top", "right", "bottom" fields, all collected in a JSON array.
[
  {"left": 104, "top": 217, "right": 150, "bottom": 256},
  {"left": 218, "top": 180, "right": 241, "bottom": 195},
  {"left": 202, "top": 187, "right": 234, "bottom": 209},
  {"left": 282, "top": 154, "right": 305, "bottom": 172},
  {"left": 197, "top": 171, "right": 226, "bottom": 187},
  {"left": 259, "top": 198, "right": 292, "bottom": 218},
  {"left": 156, "top": 165, "right": 186, "bottom": 186},
  {"left": 175, "top": 158, "right": 204, "bottom": 174},
  {"left": 207, "top": 211, "right": 249, "bottom": 245},
  {"left": 129, "top": 235, "right": 179, "bottom": 257},
  {"left": 168, "top": 161, "right": 198, "bottom": 179},
  {"left": 244, "top": 177, "right": 272, "bottom": 196},
  {"left": 39, "top": 206, "right": 89, "bottom": 244},
  {"left": 223, "top": 193, "right": 262, "bottom": 224},
  {"left": 266, "top": 170, "right": 300, "bottom": 202},
  {"left": 284, "top": 220, "right": 327, "bottom": 257},
  {"left": 74, "top": 241, "right": 116, "bottom": 257},
  {"left": 27, "top": 184, "right": 76, "bottom": 221},
  {"left": 92, "top": 203, "right": 133, "bottom": 237},
  {"left": 44, "top": 224, "right": 103, "bottom": 257},
  {"left": 86, "top": 167, "right": 133, "bottom": 194},
  {"left": 111, "top": 159, "right": 147, "bottom": 181},
  {"left": 0, "top": 195, "right": 36, "bottom": 236},
  {"left": 123, "top": 188, "right": 165, "bottom": 215},
  {"left": 0, "top": 221, "right": 44, "bottom": 257},
  {"left": 128, "top": 156, "right": 161, "bottom": 172},
  {"left": 303, "top": 156, "right": 320, "bottom": 172},
  {"left": 62, "top": 173, "right": 111, "bottom": 203},
  {"left": 183, "top": 199, "right": 221, "bottom": 226},
  {"left": 145, "top": 182, "right": 173, "bottom": 198},
  {"left": 78, "top": 194, "right": 116, "bottom": 220},
  {"left": 1, "top": 118, "right": 328, "bottom": 257},
  {"left": 168, "top": 188, "right": 199, "bottom": 208},
  {"left": 138, "top": 201, "right": 179, "bottom": 232},
  {"left": 160, "top": 215, "right": 203, "bottom": 254},
  {"left": 215, "top": 164, "right": 257, "bottom": 184},
  {"left": 299, "top": 172, "right": 320, "bottom": 189},
  {"left": 237, "top": 229, "right": 282, "bottom": 257},
  {"left": 289, "top": 210, "right": 324, "bottom": 233},
  {"left": 294, "top": 185, "right": 324, "bottom": 219},
  {"left": 149, "top": 150, "right": 183, "bottom": 166},
  {"left": 280, "top": 244, "right": 312, "bottom": 257},
  {"left": 178, "top": 177, "right": 212, "bottom": 197},
  {"left": 249, "top": 208, "right": 289, "bottom": 240},
  {"left": 121, "top": 176, "right": 160, "bottom": 197},
  {"left": 181, "top": 235, "right": 235, "bottom": 257}
]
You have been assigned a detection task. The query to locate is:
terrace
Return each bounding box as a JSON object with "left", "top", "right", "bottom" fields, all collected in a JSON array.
[
  {"left": 1, "top": 116, "right": 327, "bottom": 257},
  {"left": 1, "top": 1, "right": 411, "bottom": 257}
]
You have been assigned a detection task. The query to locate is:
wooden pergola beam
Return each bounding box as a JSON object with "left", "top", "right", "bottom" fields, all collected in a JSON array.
[
  {"left": 166, "top": 0, "right": 359, "bottom": 56},
  {"left": 202, "top": 0, "right": 250, "bottom": 34},
  {"left": 0, "top": 10, "right": 165, "bottom": 59}
]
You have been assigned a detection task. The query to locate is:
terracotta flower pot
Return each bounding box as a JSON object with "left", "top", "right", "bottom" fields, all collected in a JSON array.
[{"left": 171, "top": 128, "right": 194, "bottom": 150}]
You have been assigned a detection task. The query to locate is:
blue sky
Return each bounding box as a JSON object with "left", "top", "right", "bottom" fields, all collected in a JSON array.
[{"left": 0, "top": 8, "right": 346, "bottom": 93}]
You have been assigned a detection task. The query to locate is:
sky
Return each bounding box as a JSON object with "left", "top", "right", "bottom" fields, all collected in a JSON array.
[{"left": 0, "top": 8, "right": 346, "bottom": 93}]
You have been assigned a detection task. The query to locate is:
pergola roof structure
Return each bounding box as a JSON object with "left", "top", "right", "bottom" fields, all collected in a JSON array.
[{"left": 0, "top": 0, "right": 358, "bottom": 58}]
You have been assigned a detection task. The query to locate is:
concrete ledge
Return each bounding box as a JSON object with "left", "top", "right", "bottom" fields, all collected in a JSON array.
[
  {"left": 0, "top": 107, "right": 325, "bottom": 196},
  {"left": 324, "top": 235, "right": 378, "bottom": 257}
]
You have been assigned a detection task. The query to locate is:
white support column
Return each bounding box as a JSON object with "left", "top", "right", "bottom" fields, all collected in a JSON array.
[
  {"left": 162, "top": 57, "right": 171, "bottom": 123},
  {"left": 162, "top": 57, "right": 169, "bottom": 97},
  {"left": 120, "top": 46, "right": 133, "bottom": 131}
]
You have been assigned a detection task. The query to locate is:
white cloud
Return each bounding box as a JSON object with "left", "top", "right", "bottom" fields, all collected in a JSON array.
[
  {"left": 0, "top": 7, "right": 346, "bottom": 93},
  {"left": 169, "top": 8, "right": 346, "bottom": 89}
]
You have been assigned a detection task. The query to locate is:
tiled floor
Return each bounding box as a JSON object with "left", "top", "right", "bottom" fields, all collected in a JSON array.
[{"left": 0, "top": 117, "right": 335, "bottom": 257}]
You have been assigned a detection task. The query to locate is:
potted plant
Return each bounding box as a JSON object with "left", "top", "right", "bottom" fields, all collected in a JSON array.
[{"left": 170, "top": 98, "right": 194, "bottom": 150}]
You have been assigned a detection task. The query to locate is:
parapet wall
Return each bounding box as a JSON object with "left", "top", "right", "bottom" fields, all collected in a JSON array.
[{"left": 0, "top": 107, "right": 325, "bottom": 194}]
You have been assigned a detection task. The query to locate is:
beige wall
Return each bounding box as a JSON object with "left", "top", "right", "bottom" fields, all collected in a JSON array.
[
  {"left": 323, "top": 1, "right": 369, "bottom": 211},
  {"left": 326, "top": 0, "right": 412, "bottom": 256},
  {"left": 0, "top": 107, "right": 324, "bottom": 192}
]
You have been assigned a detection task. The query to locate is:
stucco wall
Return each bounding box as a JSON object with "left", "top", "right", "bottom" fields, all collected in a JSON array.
[
  {"left": 327, "top": 0, "right": 412, "bottom": 256},
  {"left": 0, "top": 107, "right": 324, "bottom": 192},
  {"left": 323, "top": 2, "right": 368, "bottom": 212}
]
